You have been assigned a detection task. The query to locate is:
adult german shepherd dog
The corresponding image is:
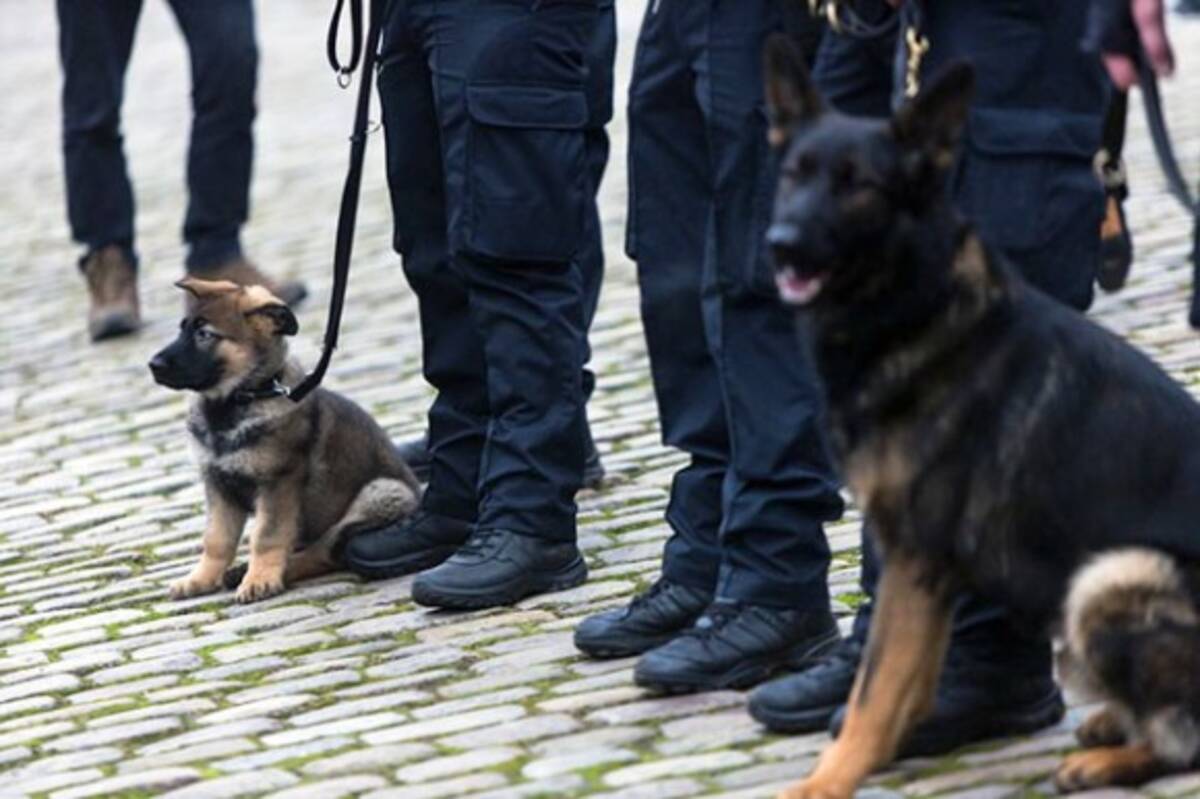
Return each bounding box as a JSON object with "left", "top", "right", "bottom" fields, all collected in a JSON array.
[
  {"left": 150, "top": 278, "right": 420, "bottom": 604},
  {"left": 761, "top": 36, "right": 1200, "bottom": 799}
]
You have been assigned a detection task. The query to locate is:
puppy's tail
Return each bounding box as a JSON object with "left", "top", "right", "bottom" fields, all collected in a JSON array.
[
  {"left": 1063, "top": 548, "right": 1200, "bottom": 765},
  {"left": 1064, "top": 549, "right": 1197, "bottom": 654}
]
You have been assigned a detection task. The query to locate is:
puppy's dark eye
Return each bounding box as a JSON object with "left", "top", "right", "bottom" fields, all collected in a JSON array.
[{"left": 194, "top": 328, "right": 217, "bottom": 343}]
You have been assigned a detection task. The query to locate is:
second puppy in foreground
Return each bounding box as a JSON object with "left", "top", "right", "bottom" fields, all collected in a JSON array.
[{"left": 150, "top": 278, "right": 420, "bottom": 603}]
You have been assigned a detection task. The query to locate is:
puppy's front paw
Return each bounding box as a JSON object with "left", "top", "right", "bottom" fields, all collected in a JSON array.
[
  {"left": 1054, "top": 747, "right": 1160, "bottom": 793},
  {"left": 236, "top": 567, "right": 285, "bottom": 604},
  {"left": 777, "top": 779, "right": 849, "bottom": 799},
  {"left": 168, "top": 573, "right": 222, "bottom": 600}
]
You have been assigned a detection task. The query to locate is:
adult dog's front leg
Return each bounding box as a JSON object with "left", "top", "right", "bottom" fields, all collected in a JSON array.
[
  {"left": 237, "top": 477, "right": 301, "bottom": 603},
  {"left": 170, "top": 484, "right": 247, "bottom": 599},
  {"left": 779, "top": 556, "right": 953, "bottom": 799}
]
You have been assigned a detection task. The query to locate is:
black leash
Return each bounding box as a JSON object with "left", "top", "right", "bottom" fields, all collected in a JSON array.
[
  {"left": 1135, "top": 51, "right": 1200, "bottom": 327},
  {"left": 288, "top": 0, "right": 383, "bottom": 404}
]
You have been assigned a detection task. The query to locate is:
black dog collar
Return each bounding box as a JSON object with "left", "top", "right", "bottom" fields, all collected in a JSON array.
[{"left": 231, "top": 375, "right": 291, "bottom": 405}]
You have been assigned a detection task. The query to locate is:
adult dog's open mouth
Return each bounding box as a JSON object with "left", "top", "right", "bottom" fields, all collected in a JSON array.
[{"left": 775, "top": 265, "right": 826, "bottom": 305}]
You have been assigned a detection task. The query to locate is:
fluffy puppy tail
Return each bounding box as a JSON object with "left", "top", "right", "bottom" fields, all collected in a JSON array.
[{"left": 1063, "top": 548, "right": 1200, "bottom": 767}]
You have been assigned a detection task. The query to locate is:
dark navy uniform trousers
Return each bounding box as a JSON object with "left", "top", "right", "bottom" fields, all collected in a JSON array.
[
  {"left": 629, "top": 0, "right": 844, "bottom": 610},
  {"left": 56, "top": 0, "right": 257, "bottom": 271},
  {"left": 816, "top": 0, "right": 1107, "bottom": 660},
  {"left": 378, "top": 0, "right": 611, "bottom": 543}
]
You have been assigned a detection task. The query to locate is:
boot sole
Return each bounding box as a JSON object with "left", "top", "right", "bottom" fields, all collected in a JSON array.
[
  {"left": 411, "top": 555, "right": 587, "bottom": 610},
  {"left": 635, "top": 626, "right": 843, "bottom": 695}
]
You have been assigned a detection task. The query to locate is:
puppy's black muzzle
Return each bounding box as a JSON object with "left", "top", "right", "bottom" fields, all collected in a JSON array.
[{"left": 149, "top": 336, "right": 221, "bottom": 391}]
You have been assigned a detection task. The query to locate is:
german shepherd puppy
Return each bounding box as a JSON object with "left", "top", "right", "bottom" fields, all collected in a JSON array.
[
  {"left": 1057, "top": 549, "right": 1200, "bottom": 790},
  {"left": 150, "top": 278, "right": 420, "bottom": 604},
  {"left": 761, "top": 36, "right": 1200, "bottom": 799}
]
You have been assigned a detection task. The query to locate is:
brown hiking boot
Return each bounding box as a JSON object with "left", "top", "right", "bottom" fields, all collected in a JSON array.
[
  {"left": 82, "top": 245, "right": 141, "bottom": 342},
  {"left": 188, "top": 258, "right": 308, "bottom": 310}
]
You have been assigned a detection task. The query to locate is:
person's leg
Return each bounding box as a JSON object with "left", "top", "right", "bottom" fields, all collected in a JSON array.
[
  {"left": 57, "top": 0, "right": 144, "bottom": 341},
  {"left": 576, "top": 0, "right": 725, "bottom": 658},
  {"left": 699, "top": 0, "right": 843, "bottom": 616},
  {"left": 168, "top": 0, "right": 306, "bottom": 303},
  {"left": 408, "top": 0, "right": 596, "bottom": 608},
  {"left": 166, "top": 0, "right": 255, "bottom": 271},
  {"left": 576, "top": 0, "right": 616, "bottom": 486},
  {"left": 342, "top": 2, "right": 485, "bottom": 580},
  {"left": 58, "top": 0, "right": 142, "bottom": 263},
  {"left": 628, "top": 0, "right": 842, "bottom": 694},
  {"left": 397, "top": 0, "right": 614, "bottom": 489}
]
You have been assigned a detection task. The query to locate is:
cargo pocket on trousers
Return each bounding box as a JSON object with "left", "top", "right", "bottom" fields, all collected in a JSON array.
[{"left": 463, "top": 84, "right": 589, "bottom": 264}]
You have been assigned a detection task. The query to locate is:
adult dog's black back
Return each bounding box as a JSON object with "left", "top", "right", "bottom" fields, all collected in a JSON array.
[{"left": 762, "top": 39, "right": 1200, "bottom": 627}]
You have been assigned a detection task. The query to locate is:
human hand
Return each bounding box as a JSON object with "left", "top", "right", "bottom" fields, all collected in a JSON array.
[{"left": 1103, "top": 0, "right": 1174, "bottom": 89}]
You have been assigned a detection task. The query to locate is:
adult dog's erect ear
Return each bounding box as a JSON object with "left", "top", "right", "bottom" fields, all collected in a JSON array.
[
  {"left": 891, "top": 61, "right": 975, "bottom": 175},
  {"left": 763, "top": 32, "right": 823, "bottom": 147}
]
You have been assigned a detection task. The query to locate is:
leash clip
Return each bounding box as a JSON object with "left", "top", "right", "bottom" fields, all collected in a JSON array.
[
  {"left": 336, "top": 69, "right": 353, "bottom": 89},
  {"left": 904, "top": 25, "right": 930, "bottom": 98}
]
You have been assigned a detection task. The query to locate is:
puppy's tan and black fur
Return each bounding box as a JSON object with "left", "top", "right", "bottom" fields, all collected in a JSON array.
[
  {"left": 150, "top": 278, "right": 419, "bottom": 603},
  {"left": 762, "top": 35, "right": 1200, "bottom": 799},
  {"left": 1056, "top": 550, "right": 1200, "bottom": 791}
]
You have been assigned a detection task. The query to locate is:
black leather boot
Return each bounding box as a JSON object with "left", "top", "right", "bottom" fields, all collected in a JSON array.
[
  {"left": 575, "top": 579, "right": 712, "bottom": 658},
  {"left": 633, "top": 600, "right": 840, "bottom": 694}
]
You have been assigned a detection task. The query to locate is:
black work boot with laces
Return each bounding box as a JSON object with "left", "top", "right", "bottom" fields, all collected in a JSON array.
[
  {"left": 751, "top": 620, "right": 1065, "bottom": 757},
  {"left": 748, "top": 635, "right": 862, "bottom": 733},
  {"left": 411, "top": 529, "right": 587, "bottom": 610},
  {"left": 633, "top": 600, "right": 841, "bottom": 694},
  {"left": 342, "top": 511, "right": 474, "bottom": 580},
  {"left": 574, "top": 579, "right": 712, "bottom": 658},
  {"left": 826, "top": 649, "right": 1064, "bottom": 758}
]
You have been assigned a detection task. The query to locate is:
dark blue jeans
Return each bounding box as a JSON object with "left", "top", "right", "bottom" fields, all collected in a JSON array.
[
  {"left": 57, "top": 0, "right": 256, "bottom": 271},
  {"left": 628, "top": 0, "right": 844, "bottom": 610},
  {"left": 378, "top": 0, "right": 605, "bottom": 542},
  {"left": 814, "top": 0, "right": 1106, "bottom": 666}
]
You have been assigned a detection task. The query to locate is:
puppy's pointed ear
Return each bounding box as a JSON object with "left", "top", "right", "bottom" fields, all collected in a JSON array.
[
  {"left": 891, "top": 61, "right": 975, "bottom": 175},
  {"left": 175, "top": 277, "right": 241, "bottom": 300},
  {"left": 763, "top": 33, "right": 823, "bottom": 147},
  {"left": 240, "top": 286, "right": 299, "bottom": 337},
  {"left": 248, "top": 304, "right": 299, "bottom": 336}
]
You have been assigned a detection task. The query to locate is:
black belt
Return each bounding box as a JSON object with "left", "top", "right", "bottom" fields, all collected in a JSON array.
[{"left": 289, "top": 0, "right": 384, "bottom": 404}]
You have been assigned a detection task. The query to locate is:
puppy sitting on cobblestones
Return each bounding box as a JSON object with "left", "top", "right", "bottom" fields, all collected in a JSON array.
[{"left": 149, "top": 278, "right": 420, "bottom": 603}]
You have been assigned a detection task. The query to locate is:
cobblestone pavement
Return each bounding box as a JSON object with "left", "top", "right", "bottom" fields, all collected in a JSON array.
[{"left": 3, "top": 3, "right": 1200, "bottom": 798}]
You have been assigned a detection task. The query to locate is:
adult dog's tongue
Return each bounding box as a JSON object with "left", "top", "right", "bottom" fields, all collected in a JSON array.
[{"left": 776, "top": 267, "right": 824, "bottom": 305}]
